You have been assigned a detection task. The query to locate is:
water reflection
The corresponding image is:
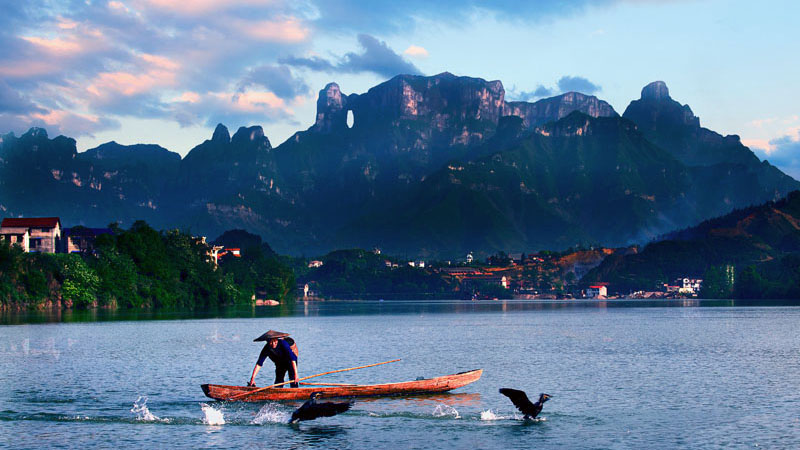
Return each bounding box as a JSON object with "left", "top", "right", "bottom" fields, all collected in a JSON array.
[
  {"left": 288, "top": 424, "right": 348, "bottom": 448},
  {"left": 354, "top": 392, "right": 481, "bottom": 407},
  {"left": 2, "top": 298, "right": 799, "bottom": 325}
]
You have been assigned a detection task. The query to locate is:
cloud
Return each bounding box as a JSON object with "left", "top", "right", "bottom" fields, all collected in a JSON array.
[
  {"left": 282, "top": 34, "right": 421, "bottom": 78},
  {"left": 171, "top": 90, "right": 298, "bottom": 129},
  {"left": 232, "top": 17, "right": 311, "bottom": 43},
  {"left": 752, "top": 130, "right": 800, "bottom": 180},
  {"left": 279, "top": 55, "right": 337, "bottom": 72},
  {"left": 508, "top": 85, "right": 556, "bottom": 102},
  {"left": 508, "top": 75, "right": 601, "bottom": 102},
  {"left": 237, "top": 65, "right": 309, "bottom": 100},
  {"left": 0, "top": 109, "right": 120, "bottom": 138},
  {"left": 0, "top": 80, "right": 46, "bottom": 115},
  {"left": 341, "top": 35, "right": 422, "bottom": 77},
  {"left": 556, "top": 76, "right": 601, "bottom": 95},
  {"left": 309, "top": 0, "right": 615, "bottom": 35},
  {"left": 0, "top": 0, "right": 616, "bottom": 140},
  {"left": 403, "top": 45, "right": 429, "bottom": 58}
]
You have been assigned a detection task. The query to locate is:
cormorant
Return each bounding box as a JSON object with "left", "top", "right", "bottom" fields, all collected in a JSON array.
[
  {"left": 289, "top": 392, "right": 353, "bottom": 424},
  {"left": 499, "top": 388, "right": 551, "bottom": 420}
]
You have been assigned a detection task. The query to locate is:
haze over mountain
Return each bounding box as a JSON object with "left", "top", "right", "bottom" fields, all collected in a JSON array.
[
  {"left": 1, "top": 73, "right": 797, "bottom": 257},
  {"left": 583, "top": 190, "right": 800, "bottom": 294}
]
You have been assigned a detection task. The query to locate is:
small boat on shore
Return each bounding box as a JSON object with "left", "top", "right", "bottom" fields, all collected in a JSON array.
[{"left": 201, "top": 369, "right": 482, "bottom": 402}]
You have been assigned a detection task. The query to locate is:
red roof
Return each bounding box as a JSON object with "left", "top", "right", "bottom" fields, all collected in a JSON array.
[
  {"left": 1, "top": 217, "right": 61, "bottom": 228},
  {"left": 589, "top": 285, "right": 607, "bottom": 289}
]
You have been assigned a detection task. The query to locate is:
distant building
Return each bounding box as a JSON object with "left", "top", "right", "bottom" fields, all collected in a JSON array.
[
  {"left": 677, "top": 278, "right": 702, "bottom": 295},
  {"left": 439, "top": 267, "right": 483, "bottom": 276},
  {"left": 585, "top": 284, "right": 608, "bottom": 298},
  {"left": 213, "top": 247, "right": 242, "bottom": 264},
  {"left": 466, "top": 252, "right": 474, "bottom": 264},
  {"left": 0, "top": 217, "right": 62, "bottom": 253},
  {"left": 62, "top": 227, "right": 113, "bottom": 253},
  {"left": 308, "top": 260, "right": 324, "bottom": 268}
]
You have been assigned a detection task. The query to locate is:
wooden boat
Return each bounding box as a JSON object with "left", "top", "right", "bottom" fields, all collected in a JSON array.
[{"left": 201, "top": 369, "right": 482, "bottom": 402}]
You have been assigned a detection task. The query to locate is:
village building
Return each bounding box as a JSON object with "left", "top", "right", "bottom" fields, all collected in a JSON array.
[
  {"left": 0, "top": 217, "right": 62, "bottom": 253},
  {"left": 62, "top": 227, "right": 113, "bottom": 253},
  {"left": 677, "top": 278, "right": 703, "bottom": 295},
  {"left": 585, "top": 284, "right": 608, "bottom": 298},
  {"left": 211, "top": 247, "right": 241, "bottom": 265},
  {"left": 308, "top": 260, "right": 324, "bottom": 268}
]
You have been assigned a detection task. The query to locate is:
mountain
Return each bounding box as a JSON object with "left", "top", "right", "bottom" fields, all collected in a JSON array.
[
  {"left": 1, "top": 74, "right": 798, "bottom": 257},
  {"left": 583, "top": 190, "right": 800, "bottom": 292},
  {"left": 623, "top": 81, "right": 797, "bottom": 217},
  {"left": 269, "top": 73, "right": 621, "bottom": 252},
  {"left": 339, "top": 112, "right": 694, "bottom": 255},
  {"left": 0, "top": 128, "right": 175, "bottom": 226}
]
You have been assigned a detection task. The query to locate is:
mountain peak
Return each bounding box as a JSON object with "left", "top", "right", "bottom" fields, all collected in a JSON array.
[
  {"left": 641, "top": 81, "right": 670, "bottom": 101},
  {"left": 231, "top": 125, "right": 271, "bottom": 148},
  {"left": 211, "top": 124, "right": 230, "bottom": 143},
  {"left": 314, "top": 82, "right": 349, "bottom": 133},
  {"left": 23, "top": 127, "right": 49, "bottom": 139}
]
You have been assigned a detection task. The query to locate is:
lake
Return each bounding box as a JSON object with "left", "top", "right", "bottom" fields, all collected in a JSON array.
[{"left": 1, "top": 300, "right": 799, "bottom": 449}]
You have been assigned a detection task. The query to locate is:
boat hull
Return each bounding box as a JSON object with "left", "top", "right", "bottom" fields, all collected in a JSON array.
[{"left": 201, "top": 369, "right": 482, "bottom": 402}]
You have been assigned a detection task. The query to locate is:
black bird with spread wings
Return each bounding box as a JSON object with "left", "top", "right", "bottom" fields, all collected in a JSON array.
[
  {"left": 289, "top": 392, "right": 353, "bottom": 424},
  {"left": 499, "top": 388, "right": 552, "bottom": 420}
]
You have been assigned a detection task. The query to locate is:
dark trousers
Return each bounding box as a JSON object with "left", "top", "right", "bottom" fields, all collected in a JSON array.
[{"left": 274, "top": 362, "right": 299, "bottom": 388}]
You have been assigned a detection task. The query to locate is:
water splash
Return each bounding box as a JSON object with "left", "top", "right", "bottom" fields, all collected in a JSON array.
[
  {"left": 252, "top": 403, "right": 290, "bottom": 424},
  {"left": 200, "top": 403, "right": 225, "bottom": 425},
  {"left": 480, "top": 409, "right": 500, "bottom": 421},
  {"left": 131, "top": 396, "right": 169, "bottom": 423},
  {"left": 432, "top": 403, "right": 460, "bottom": 419}
]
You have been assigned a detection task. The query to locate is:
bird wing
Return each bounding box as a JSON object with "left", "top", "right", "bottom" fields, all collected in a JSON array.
[
  {"left": 313, "top": 401, "right": 352, "bottom": 418},
  {"left": 499, "top": 388, "right": 536, "bottom": 414},
  {"left": 291, "top": 400, "right": 352, "bottom": 422}
]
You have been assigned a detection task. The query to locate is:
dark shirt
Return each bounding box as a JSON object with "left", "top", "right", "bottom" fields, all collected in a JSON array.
[{"left": 256, "top": 339, "right": 298, "bottom": 367}]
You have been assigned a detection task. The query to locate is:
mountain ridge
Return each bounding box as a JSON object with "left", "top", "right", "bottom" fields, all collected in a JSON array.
[{"left": 1, "top": 74, "right": 797, "bottom": 257}]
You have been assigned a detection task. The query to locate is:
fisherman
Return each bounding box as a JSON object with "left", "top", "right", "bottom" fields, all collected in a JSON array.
[{"left": 248, "top": 330, "right": 299, "bottom": 388}]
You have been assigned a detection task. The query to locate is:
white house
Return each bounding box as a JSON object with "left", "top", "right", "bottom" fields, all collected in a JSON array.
[{"left": 585, "top": 284, "right": 608, "bottom": 298}]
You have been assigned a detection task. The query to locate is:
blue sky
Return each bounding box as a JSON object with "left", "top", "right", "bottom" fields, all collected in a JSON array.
[{"left": 1, "top": 0, "right": 798, "bottom": 177}]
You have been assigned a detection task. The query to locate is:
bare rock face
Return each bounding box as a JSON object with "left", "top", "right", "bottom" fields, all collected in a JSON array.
[
  {"left": 624, "top": 81, "right": 699, "bottom": 129},
  {"left": 506, "top": 92, "right": 618, "bottom": 129},
  {"left": 231, "top": 126, "right": 272, "bottom": 150},
  {"left": 313, "top": 83, "right": 350, "bottom": 133},
  {"left": 641, "top": 80, "right": 670, "bottom": 101},
  {"left": 308, "top": 73, "right": 618, "bottom": 150}
]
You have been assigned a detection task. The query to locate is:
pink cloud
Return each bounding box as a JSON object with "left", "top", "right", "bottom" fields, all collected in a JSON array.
[
  {"left": 139, "top": 0, "right": 276, "bottom": 15},
  {"left": 22, "top": 36, "right": 83, "bottom": 54},
  {"left": 85, "top": 53, "right": 180, "bottom": 101},
  {"left": 741, "top": 138, "right": 773, "bottom": 152},
  {"left": 403, "top": 45, "right": 429, "bottom": 58},
  {"left": 235, "top": 17, "right": 310, "bottom": 43},
  {"left": 216, "top": 90, "right": 288, "bottom": 112},
  {"left": 0, "top": 61, "right": 59, "bottom": 78}
]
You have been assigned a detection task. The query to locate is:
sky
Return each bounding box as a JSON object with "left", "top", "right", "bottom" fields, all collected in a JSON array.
[{"left": 1, "top": 0, "right": 799, "bottom": 178}]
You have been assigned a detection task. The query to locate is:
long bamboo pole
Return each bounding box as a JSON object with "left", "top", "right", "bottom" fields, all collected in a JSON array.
[
  {"left": 299, "top": 382, "right": 362, "bottom": 387},
  {"left": 227, "top": 358, "right": 401, "bottom": 401}
]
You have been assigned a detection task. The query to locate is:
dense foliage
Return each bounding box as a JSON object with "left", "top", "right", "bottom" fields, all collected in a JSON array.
[
  {"left": 584, "top": 191, "right": 800, "bottom": 297},
  {"left": 300, "top": 249, "right": 455, "bottom": 299},
  {"left": 0, "top": 221, "right": 295, "bottom": 309}
]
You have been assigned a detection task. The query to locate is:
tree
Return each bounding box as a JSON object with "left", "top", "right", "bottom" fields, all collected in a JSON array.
[{"left": 59, "top": 255, "right": 99, "bottom": 308}]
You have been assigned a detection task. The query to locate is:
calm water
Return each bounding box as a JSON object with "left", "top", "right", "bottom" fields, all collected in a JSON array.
[{"left": 1, "top": 300, "right": 799, "bottom": 449}]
